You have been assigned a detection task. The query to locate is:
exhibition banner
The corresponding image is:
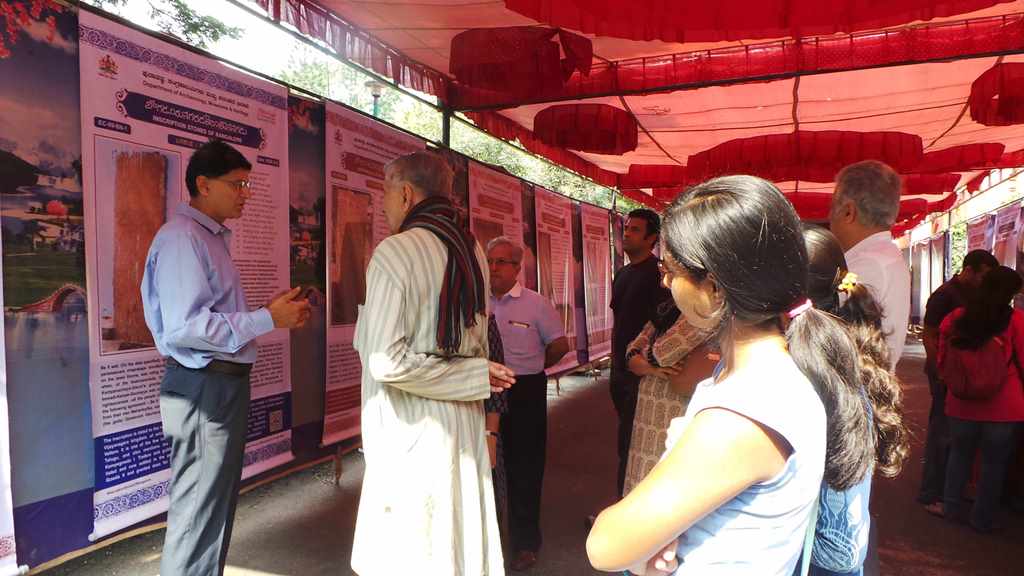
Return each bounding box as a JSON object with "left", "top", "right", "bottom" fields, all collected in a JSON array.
[
  {"left": 929, "top": 235, "right": 945, "bottom": 295},
  {"left": 78, "top": 11, "right": 292, "bottom": 538},
  {"left": 322, "top": 102, "right": 423, "bottom": 446},
  {"left": 612, "top": 212, "right": 625, "bottom": 273},
  {"left": 0, "top": 2, "right": 94, "bottom": 566},
  {"left": 580, "top": 204, "right": 612, "bottom": 360},
  {"left": 520, "top": 183, "right": 539, "bottom": 292},
  {"left": 0, "top": 236, "right": 24, "bottom": 575},
  {"left": 993, "top": 203, "right": 1022, "bottom": 268},
  {"left": 469, "top": 162, "right": 525, "bottom": 285},
  {"left": 535, "top": 187, "right": 579, "bottom": 375},
  {"left": 967, "top": 214, "right": 995, "bottom": 252}
]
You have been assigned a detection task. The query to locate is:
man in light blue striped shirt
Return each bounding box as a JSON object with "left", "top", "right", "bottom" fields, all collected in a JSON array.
[{"left": 141, "top": 140, "right": 310, "bottom": 576}]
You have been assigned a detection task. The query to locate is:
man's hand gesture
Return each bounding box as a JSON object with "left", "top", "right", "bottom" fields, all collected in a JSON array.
[{"left": 267, "top": 286, "right": 311, "bottom": 329}]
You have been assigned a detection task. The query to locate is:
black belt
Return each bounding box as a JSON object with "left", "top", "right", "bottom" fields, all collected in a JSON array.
[{"left": 166, "top": 357, "right": 252, "bottom": 376}]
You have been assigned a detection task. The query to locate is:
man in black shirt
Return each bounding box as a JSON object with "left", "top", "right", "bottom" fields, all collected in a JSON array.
[
  {"left": 918, "top": 249, "right": 998, "bottom": 506},
  {"left": 609, "top": 209, "right": 671, "bottom": 497}
]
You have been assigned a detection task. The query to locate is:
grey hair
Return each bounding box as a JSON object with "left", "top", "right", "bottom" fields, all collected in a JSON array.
[
  {"left": 386, "top": 151, "right": 453, "bottom": 199},
  {"left": 831, "top": 160, "right": 902, "bottom": 228},
  {"left": 486, "top": 236, "right": 524, "bottom": 263}
]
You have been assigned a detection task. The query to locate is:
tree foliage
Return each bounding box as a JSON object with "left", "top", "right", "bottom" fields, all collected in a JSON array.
[
  {"left": 0, "top": 0, "right": 63, "bottom": 59},
  {"left": 88, "top": 0, "right": 240, "bottom": 48}
]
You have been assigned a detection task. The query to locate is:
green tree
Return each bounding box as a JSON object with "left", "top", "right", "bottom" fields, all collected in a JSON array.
[
  {"left": 87, "top": 0, "right": 240, "bottom": 48},
  {"left": 949, "top": 222, "right": 967, "bottom": 275},
  {"left": 277, "top": 49, "right": 330, "bottom": 96}
]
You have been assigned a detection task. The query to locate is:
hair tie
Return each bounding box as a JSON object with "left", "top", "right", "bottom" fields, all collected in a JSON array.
[
  {"left": 837, "top": 271, "right": 859, "bottom": 294},
  {"left": 787, "top": 298, "right": 813, "bottom": 319}
]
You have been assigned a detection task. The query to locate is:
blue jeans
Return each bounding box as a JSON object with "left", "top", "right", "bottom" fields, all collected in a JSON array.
[
  {"left": 943, "top": 417, "right": 1019, "bottom": 530},
  {"left": 918, "top": 371, "right": 949, "bottom": 503}
]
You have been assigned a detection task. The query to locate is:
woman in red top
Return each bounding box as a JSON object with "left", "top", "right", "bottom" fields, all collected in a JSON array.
[{"left": 935, "top": 265, "right": 1024, "bottom": 532}]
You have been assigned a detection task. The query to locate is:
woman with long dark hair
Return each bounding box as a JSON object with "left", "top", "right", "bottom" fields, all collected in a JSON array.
[
  {"left": 934, "top": 265, "right": 1024, "bottom": 532},
  {"left": 586, "top": 176, "right": 872, "bottom": 575},
  {"left": 803, "top": 225, "right": 909, "bottom": 575}
]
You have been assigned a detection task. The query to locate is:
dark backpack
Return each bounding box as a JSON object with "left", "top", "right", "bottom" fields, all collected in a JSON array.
[{"left": 941, "top": 336, "right": 1015, "bottom": 401}]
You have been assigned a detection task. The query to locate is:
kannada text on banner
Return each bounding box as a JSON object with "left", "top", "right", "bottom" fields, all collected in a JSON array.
[
  {"left": 78, "top": 11, "right": 292, "bottom": 538},
  {"left": 580, "top": 204, "right": 612, "bottom": 360},
  {"left": 322, "top": 103, "right": 424, "bottom": 446},
  {"left": 469, "top": 162, "right": 525, "bottom": 285},
  {"left": 535, "top": 188, "right": 579, "bottom": 375}
]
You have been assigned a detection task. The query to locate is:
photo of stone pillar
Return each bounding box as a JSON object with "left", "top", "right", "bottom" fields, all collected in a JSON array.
[
  {"left": 112, "top": 151, "right": 166, "bottom": 349},
  {"left": 330, "top": 187, "right": 371, "bottom": 326}
]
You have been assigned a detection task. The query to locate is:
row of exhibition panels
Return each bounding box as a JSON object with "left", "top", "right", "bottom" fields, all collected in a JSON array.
[
  {"left": 0, "top": 4, "right": 628, "bottom": 572},
  {"left": 904, "top": 168, "right": 1024, "bottom": 322}
]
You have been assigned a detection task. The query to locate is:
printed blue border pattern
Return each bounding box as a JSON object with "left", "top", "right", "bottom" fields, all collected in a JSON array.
[
  {"left": 0, "top": 534, "right": 14, "bottom": 558},
  {"left": 244, "top": 438, "right": 292, "bottom": 468},
  {"left": 94, "top": 480, "right": 170, "bottom": 521},
  {"left": 79, "top": 23, "right": 287, "bottom": 110}
]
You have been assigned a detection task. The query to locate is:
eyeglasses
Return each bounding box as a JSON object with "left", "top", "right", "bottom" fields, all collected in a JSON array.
[
  {"left": 211, "top": 178, "right": 251, "bottom": 192},
  {"left": 487, "top": 258, "right": 520, "bottom": 267}
]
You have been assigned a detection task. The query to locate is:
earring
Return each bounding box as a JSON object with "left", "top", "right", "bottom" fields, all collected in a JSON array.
[{"left": 688, "top": 297, "right": 724, "bottom": 330}]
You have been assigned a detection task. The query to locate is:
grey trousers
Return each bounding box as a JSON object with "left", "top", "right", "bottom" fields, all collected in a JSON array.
[{"left": 159, "top": 363, "right": 251, "bottom": 576}]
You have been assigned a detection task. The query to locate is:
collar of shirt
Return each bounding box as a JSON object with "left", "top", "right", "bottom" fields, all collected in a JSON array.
[
  {"left": 178, "top": 203, "right": 229, "bottom": 238},
  {"left": 845, "top": 231, "right": 895, "bottom": 260},
  {"left": 492, "top": 282, "right": 523, "bottom": 303}
]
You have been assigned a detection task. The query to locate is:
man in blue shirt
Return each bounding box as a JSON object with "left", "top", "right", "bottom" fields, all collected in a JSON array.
[
  {"left": 141, "top": 140, "right": 310, "bottom": 576},
  {"left": 487, "top": 236, "right": 570, "bottom": 572}
]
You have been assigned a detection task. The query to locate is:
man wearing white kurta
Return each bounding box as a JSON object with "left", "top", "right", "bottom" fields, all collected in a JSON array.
[
  {"left": 351, "top": 151, "right": 515, "bottom": 575},
  {"left": 829, "top": 160, "right": 912, "bottom": 368}
]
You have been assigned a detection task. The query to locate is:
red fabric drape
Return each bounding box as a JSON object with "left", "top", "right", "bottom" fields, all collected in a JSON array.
[
  {"left": 785, "top": 193, "right": 834, "bottom": 220},
  {"left": 253, "top": 0, "right": 450, "bottom": 102},
  {"left": 651, "top": 187, "right": 687, "bottom": 204},
  {"left": 929, "top": 193, "right": 959, "bottom": 213},
  {"left": 965, "top": 171, "right": 990, "bottom": 192},
  {"left": 465, "top": 111, "right": 619, "bottom": 188},
  {"left": 619, "top": 188, "right": 665, "bottom": 210},
  {"left": 687, "top": 131, "right": 923, "bottom": 183},
  {"left": 913, "top": 143, "right": 1005, "bottom": 172},
  {"left": 533, "top": 104, "right": 638, "bottom": 154},
  {"left": 505, "top": 0, "right": 1010, "bottom": 44},
  {"left": 896, "top": 192, "right": 957, "bottom": 232},
  {"left": 619, "top": 164, "right": 691, "bottom": 189},
  {"left": 614, "top": 187, "right": 684, "bottom": 208},
  {"left": 893, "top": 212, "right": 928, "bottom": 236},
  {"left": 450, "top": 27, "right": 592, "bottom": 97},
  {"left": 901, "top": 173, "right": 962, "bottom": 195},
  {"left": 970, "top": 63, "right": 1024, "bottom": 126},
  {"left": 994, "top": 148, "right": 1024, "bottom": 168},
  {"left": 453, "top": 13, "right": 1024, "bottom": 110}
]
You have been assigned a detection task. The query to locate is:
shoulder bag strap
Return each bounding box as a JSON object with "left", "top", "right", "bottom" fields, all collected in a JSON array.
[{"left": 799, "top": 496, "right": 820, "bottom": 576}]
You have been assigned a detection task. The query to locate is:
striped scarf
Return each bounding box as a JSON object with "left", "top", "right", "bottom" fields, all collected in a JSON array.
[{"left": 399, "top": 196, "right": 485, "bottom": 354}]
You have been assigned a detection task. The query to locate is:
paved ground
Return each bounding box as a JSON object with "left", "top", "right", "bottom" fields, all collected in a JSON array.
[{"left": 46, "top": 343, "right": 1022, "bottom": 575}]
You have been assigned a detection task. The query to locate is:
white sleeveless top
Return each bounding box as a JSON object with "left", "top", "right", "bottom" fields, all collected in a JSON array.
[{"left": 668, "top": 354, "right": 826, "bottom": 575}]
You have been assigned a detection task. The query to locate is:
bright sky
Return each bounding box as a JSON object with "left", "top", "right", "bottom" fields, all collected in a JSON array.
[{"left": 95, "top": 0, "right": 298, "bottom": 78}]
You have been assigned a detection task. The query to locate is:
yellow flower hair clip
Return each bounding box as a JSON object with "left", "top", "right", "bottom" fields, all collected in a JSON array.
[{"left": 837, "top": 271, "right": 858, "bottom": 294}]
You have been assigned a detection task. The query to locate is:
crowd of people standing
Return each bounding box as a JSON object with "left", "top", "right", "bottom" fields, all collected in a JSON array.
[{"left": 142, "top": 141, "right": 1023, "bottom": 576}]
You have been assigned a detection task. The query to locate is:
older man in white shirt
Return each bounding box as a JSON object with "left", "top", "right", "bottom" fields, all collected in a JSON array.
[{"left": 829, "top": 160, "right": 911, "bottom": 368}]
